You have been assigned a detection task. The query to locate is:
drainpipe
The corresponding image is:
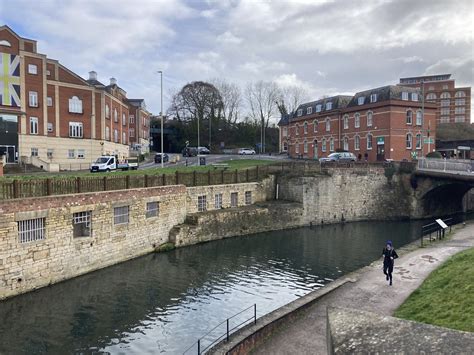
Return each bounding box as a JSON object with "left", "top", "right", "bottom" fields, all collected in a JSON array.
[
  {"left": 276, "top": 183, "right": 279, "bottom": 200},
  {"left": 338, "top": 112, "right": 341, "bottom": 149}
]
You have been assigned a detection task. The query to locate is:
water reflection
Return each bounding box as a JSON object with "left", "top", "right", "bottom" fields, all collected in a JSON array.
[{"left": 0, "top": 220, "right": 425, "bottom": 354}]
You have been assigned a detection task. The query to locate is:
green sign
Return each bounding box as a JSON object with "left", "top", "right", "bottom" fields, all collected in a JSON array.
[
  {"left": 376, "top": 137, "right": 385, "bottom": 145},
  {"left": 424, "top": 138, "right": 434, "bottom": 144}
]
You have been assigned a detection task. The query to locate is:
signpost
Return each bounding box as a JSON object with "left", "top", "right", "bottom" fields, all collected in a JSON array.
[
  {"left": 435, "top": 218, "right": 448, "bottom": 239},
  {"left": 424, "top": 138, "right": 434, "bottom": 144}
]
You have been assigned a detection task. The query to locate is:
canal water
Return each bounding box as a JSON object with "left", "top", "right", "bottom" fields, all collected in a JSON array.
[{"left": 0, "top": 220, "right": 426, "bottom": 354}]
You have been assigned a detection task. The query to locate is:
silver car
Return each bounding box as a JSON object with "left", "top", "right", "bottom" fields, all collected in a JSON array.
[{"left": 320, "top": 152, "right": 357, "bottom": 162}]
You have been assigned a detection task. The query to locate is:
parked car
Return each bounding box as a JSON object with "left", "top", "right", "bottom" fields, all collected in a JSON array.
[
  {"left": 238, "top": 148, "right": 256, "bottom": 155},
  {"left": 155, "top": 153, "right": 169, "bottom": 163},
  {"left": 90, "top": 155, "right": 117, "bottom": 172},
  {"left": 319, "top": 152, "right": 357, "bottom": 163},
  {"left": 197, "top": 146, "right": 210, "bottom": 154},
  {"left": 182, "top": 147, "right": 198, "bottom": 157}
]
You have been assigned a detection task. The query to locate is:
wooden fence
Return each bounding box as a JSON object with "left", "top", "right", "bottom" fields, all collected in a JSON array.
[{"left": 0, "top": 166, "right": 272, "bottom": 200}]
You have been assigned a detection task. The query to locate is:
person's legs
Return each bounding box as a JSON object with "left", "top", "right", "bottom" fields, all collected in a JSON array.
[
  {"left": 388, "top": 264, "right": 394, "bottom": 285},
  {"left": 383, "top": 263, "right": 389, "bottom": 280}
]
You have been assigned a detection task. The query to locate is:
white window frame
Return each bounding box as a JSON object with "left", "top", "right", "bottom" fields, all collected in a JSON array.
[
  {"left": 402, "top": 92, "right": 409, "bottom": 101},
  {"left": 129, "top": 128, "right": 135, "bottom": 138},
  {"left": 68, "top": 96, "right": 83, "bottom": 114},
  {"left": 69, "top": 122, "right": 83, "bottom": 138},
  {"left": 283, "top": 126, "right": 288, "bottom": 137},
  {"left": 122, "top": 132, "right": 126, "bottom": 144},
  {"left": 68, "top": 149, "right": 75, "bottom": 159},
  {"left": 304, "top": 121, "right": 308, "bottom": 134},
  {"left": 411, "top": 93, "right": 418, "bottom": 101},
  {"left": 367, "top": 134, "right": 373, "bottom": 150},
  {"left": 214, "top": 194, "right": 223, "bottom": 209},
  {"left": 47, "top": 97, "right": 53, "bottom": 107},
  {"left": 329, "top": 138, "right": 335, "bottom": 152},
  {"left": 440, "top": 99, "right": 450, "bottom": 107},
  {"left": 18, "top": 218, "right": 45, "bottom": 243},
  {"left": 295, "top": 123, "right": 299, "bottom": 136},
  {"left": 197, "top": 195, "right": 207, "bottom": 212},
  {"left": 354, "top": 135, "right": 360, "bottom": 150},
  {"left": 354, "top": 113, "right": 360, "bottom": 128},
  {"left": 343, "top": 115, "right": 349, "bottom": 129},
  {"left": 325, "top": 118, "right": 330, "bottom": 132},
  {"left": 303, "top": 140, "right": 308, "bottom": 153},
  {"left": 321, "top": 138, "right": 327, "bottom": 153},
  {"left": 297, "top": 109, "right": 303, "bottom": 117},
  {"left": 114, "top": 206, "right": 130, "bottom": 225},
  {"left": 106, "top": 104, "right": 110, "bottom": 118},
  {"left": 367, "top": 111, "right": 373, "bottom": 127},
  {"left": 416, "top": 111, "right": 423, "bottom": 126},
  {"left": 31, "top": 148, "right": 38, "bottom": 157},
  {"left": 307, "top": 107, "right": 312, "bottom": 114},
  {"left": 295, "top": 141, "right": 300, "bottom": 154},
  {"left": 77, "top": 149, "right": 85, "bottom": 159},
  {"left": 358, "top": 97, "right": 365, "bottom": 105},
  {"left": 129, "top": 115, "right": 135, "bottom": 124},
  {"left": 455, "top": 107, "right": 465, "bottom": 114},
  {"left": 415, "top": 133, "right": 422, "bottom": 150},
  {"left": 29, "top": 91, "right": 38, "bottom": 107},
  {"left": 343, "top": 137, "right": 349, "bottom": 151},
  {"left": 454, "top": 116, "right": 465, "bottom": 123},
  {"left": 30, "top": 117, "right": 38, "bottom": 135},
  {"left": 440, "top": 92, "right": 451, "bottom": 99},
  {"left": 455, "top": 98, "right": 465, "bottom": 106},
  {"left": 406, "top": 110, "right": 413, "bottom": 125},
  {"left": 105, "top": 126, "right": 110, "bottom": 140},
  {"left": 114, "top": 108, "right": 118, "bottom": 122},
  {"left": 326, "top": 102, "right": 332, "bottom": 110},
  {"left": 114, "top": 129, "right": 119, "bottom": 143},
  {"left": 47, "top": 149, "right": 53, "bottom": 158},
  {"left": 426, "top": 93, "right": 436, "bottom": 101},
  {"left": 316, "top": 104, "right": 322, "bottom": 113},
  {"left": 73, "top": 211, "right": 92, "bottom": 238},
  {"left": 406, "top": 133, "right": 413, "bottom": 149},
  {"left": 455, "top": 91, "right": 466, "bottom": 98},
  {"left": 313, "top": 120, "right": 318, "bottom": 133},
  {"left": 28, "top": 64, "right": 38, "bottom": 75},
  {"left": 370, "top": 94, "right": 377, "bottom": 103}
]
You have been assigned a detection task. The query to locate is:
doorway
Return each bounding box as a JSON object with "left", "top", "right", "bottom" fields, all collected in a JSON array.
[
  {"left": 0, "top": 145, "right": 17, "bottom": 163},
  {"left": 376, "top": 144, "right": 385, "bottom": 161}
]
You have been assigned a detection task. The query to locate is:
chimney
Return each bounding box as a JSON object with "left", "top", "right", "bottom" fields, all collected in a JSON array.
[
  {"left": 89, "top": 71, "right": 97, "bottom": 80},
  {"left": 110, "top": 77, "right": 117, "bottom": 85}
]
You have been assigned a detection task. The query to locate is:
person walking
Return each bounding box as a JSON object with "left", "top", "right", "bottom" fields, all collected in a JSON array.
[{"left": 382, "top": 241, "right": 398, "bottom": 286}]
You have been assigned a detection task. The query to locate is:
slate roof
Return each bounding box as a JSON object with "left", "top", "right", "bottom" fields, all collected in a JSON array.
[
  {"left": 86, "top": 79, "right": 105, "bottom": 87},
  {"left": 289, "top": 95, "right": 352, "bottom": 122},
  {"left": 278, "top": 113, "right": 290, "bottom": 126},
  {"left": 347, "top": 85, "right": 421, "bottom": 107}
]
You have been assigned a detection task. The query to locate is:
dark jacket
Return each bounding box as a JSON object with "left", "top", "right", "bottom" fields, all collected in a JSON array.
[{"left": 382, "top": 247, "right": 399, "bottom": 265}]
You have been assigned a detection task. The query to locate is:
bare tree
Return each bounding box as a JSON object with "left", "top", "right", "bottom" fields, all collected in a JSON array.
[
  {"left": 276, "top": 85, "right": 309, "bottom": 116},
  {"left": 211, "top": 78, "right": 242, "bottom": 125}
]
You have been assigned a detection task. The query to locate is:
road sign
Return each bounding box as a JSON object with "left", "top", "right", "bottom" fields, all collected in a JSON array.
[{"left": 424, "top": 138, "right": 434, "bottom": 144}]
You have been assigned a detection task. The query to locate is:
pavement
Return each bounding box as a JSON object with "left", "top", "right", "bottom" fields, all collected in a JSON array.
[{"left": 253, "top": 222, "right": 474, "bottom": 355}]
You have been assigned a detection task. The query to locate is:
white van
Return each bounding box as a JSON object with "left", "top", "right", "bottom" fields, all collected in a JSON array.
[{"left": 90, "top": 155, "right": 117, "bottom": 172}]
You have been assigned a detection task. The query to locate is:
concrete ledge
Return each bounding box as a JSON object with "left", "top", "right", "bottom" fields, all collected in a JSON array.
[
  {"left": 327, "top": 307, "right": 474, "bottom": 354},
  {"left": 208, "top": 277, "right": 351, "bottom": 355}
]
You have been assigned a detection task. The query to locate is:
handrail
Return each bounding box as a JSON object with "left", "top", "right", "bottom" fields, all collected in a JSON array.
[
  {"left": 183, "top": 304, "right": 257, "bottom": 355},
  {"left": 420, "top": 215, "right": 463, "bottom": 246}
]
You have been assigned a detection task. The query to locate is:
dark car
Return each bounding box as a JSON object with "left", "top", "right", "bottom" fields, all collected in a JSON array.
[
  {"left": 320, "top": 152, "right": 357, "bottom": 163},
  {"left": 182, "top": 147, "right": 198, "bottom": 157},
  {"left": 155, "top": 153, "right": 169, "bottom": 163}
]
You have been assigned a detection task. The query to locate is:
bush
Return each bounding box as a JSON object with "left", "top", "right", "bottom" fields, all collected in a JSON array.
[
  {"left": 156, "top": 242, "right": 175, "bottom": 252},
  {"left": 426, "top": 151, "right": 442, "bottom": 159}
]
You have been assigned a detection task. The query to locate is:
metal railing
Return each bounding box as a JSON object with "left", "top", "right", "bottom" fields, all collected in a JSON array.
[
  {"left": 183, "top": 304, "right": 257, "bottom": 355},
  {"left": 420, "top": 213, "right": 468, "bottom": 246},
  {"left": 417, "top": 158, "right": 472, "bottom": 173}
]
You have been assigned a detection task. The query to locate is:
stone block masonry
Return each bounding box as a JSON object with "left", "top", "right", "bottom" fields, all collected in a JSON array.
[{"left": 0, "top": 185, "right": 187, "bottom": 300}]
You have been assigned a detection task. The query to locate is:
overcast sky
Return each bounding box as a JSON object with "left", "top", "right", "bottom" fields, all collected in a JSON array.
[{"left": 1, "top": 0, "right": 473, "bottom": 122}]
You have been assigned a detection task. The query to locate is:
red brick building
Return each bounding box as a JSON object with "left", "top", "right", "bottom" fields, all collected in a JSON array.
[
  {"left": 399, "top": 74, "right": 471, "bottom": 124},
  {"left": 279, "top": 85, "right": 437, "bottom": 162},
  {"left": 0, "top": 25, "right": 151, "bottom": 169}
]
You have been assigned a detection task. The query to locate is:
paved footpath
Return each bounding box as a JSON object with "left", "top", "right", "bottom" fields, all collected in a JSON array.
[{"left": 254, "top": 222, "right": 474, "bottom": 355}]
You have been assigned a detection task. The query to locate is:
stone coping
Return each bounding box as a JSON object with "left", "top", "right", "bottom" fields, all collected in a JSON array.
[
  {"left": 208, "top": 276, "right": 352, "bottom": 355},
  {"left": 327, "top": 307, "right": 474, "bottom": 354}
]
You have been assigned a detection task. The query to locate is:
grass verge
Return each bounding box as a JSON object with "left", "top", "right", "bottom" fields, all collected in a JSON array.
[
  {"left": 1, "top": 159, "right": 275, "bottom": 180},
  {"left": 394, "top": 246, "right": 474, "bottom": 332}
]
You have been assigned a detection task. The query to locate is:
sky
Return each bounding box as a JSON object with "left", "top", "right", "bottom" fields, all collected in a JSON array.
[{"left": 1, "top": 0, "right": 473, "bottom": 122}]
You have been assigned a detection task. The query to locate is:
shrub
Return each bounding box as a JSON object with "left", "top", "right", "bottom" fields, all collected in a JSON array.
[
  {"left": 426, "top": 151, "right": 442, "bottom": 159},
  {"left": 156, "top": 242, "right": 175, "bottom": 252}
]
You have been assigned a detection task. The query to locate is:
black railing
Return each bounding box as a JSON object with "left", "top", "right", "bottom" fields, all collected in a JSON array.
[
  {"left": 419, "top": 213, "right": 469, "bottom": 246},
  {"left": 183, "top": 304, "right": 257, "bottom": 355}
]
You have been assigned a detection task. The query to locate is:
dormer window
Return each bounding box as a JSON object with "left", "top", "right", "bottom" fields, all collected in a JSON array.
[
  {"left": 316, "top": 104, "right": 322, "bottom": 112},
  {"left": 402, "top": 92, "right": 409, "bottom": 100},
  {"left": 357, "top": 97, "right": 365, "bottom": 105},
  {"left": 297, "top": 109, "right": 303, "bottom": 117},
  {"left": 411, "top": 93, "right": 418, "bottom": 101},
  {"left": 370, "top": 94, "right": 377, "bottom": 103},
  {"left": 307, "top": 107, "right": 312, "bottom": 114},
  {"left": 69, "top": 96, "right": 83, "bottom": 113},
  {"left": 326, "top": 102, "right": 332, "bottom": 110}
]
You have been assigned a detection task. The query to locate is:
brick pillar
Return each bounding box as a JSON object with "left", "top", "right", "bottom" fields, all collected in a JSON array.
[{"left": 0, "top": 162, "right": 3, "bottom": 177}]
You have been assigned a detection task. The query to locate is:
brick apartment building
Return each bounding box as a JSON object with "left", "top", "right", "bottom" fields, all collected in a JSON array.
[
  {"left": 398, "top": 74, "right": 471, "bottom": 124},
  {"left": 0, "top": 25, "right": 151, "bottom": 169},
  {"left": 279, "top": 85, "right": 437, "bottom": 162}
]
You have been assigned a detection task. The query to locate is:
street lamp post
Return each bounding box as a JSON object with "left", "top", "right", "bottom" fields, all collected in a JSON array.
[{"left": 158, "top": 71, "right": 164, "bottom": 168}]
